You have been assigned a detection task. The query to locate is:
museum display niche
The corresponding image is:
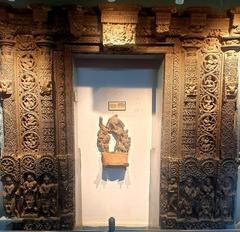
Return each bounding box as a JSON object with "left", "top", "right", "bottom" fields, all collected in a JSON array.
[
  {"left": 73, "top": 54, "right": 163, "bottom": 228},
  {"left": 0, "top": 1, "right": 239, "bottom": 230}
]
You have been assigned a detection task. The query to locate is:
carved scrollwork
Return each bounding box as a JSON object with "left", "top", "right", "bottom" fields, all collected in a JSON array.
[
  {"left": 21, "top": 93, "right": 38, "bottom": 111},
  {"left": 20, "top": 72, "right": 37, "bottom": 91},
  {"left": 22, "top": 132, "right": 40, "bottom": 151},
  {"left": 20, "top": 54, "right": 36, "bottom": 71},
  {"left": 199, "top": 114, "right": 217, "bottom": 133},
  {"left": 21, "top": 154, "right": 36, "bottom": 171},
  {"left": 198, "top": 134, "right": 215, "bottom": 153},
  {"left": 200, "top": 95, "right": 217, "bottom": 112},
  {"left": 16, "top": 35, "right": 36, "bottom": 51},
  {"left": 21, "top": 112, "right": 38, "bottom": 130},
  {"left": 102, "top": 23, "right": 136, "bottom": 46}
]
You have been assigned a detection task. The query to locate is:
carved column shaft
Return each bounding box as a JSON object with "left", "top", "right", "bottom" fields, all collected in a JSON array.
[
  {"left": 196, "top": 38, "right": 222, "bottom": 160},
  {"left": 181, "top": 37, "right": 202, "bottom": 158},
  {"left": 36, "top": 35, "right": 55, "bottom": 156},
  {"left": 0, "top": 36, "right": 17, "bottom": 155}
]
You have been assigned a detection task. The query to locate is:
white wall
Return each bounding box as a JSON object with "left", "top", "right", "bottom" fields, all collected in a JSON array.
[{"left": 74, "top": 56, "right": 162, "bottom": 227}]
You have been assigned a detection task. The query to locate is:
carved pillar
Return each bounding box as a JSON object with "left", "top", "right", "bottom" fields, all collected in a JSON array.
[
  {"left": 181, "top": 36, "right": 203, "bottom": 158},
  {"left": 35, "top": 33, "right": 55, "bottom": 156},
  {"left": 196, "top": 37, "right": 222, "bottom": 160},
  {"left": 99, "top": 3, "right": 139, "bottom": 47},
  {"left": 0, "top": 32, "right": 16, "bottom": 155}
]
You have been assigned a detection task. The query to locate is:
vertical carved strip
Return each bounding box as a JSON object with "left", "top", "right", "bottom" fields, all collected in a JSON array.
[
  {"left": 181, "top": 38, "right": 202, "bottom": 158},
  {"left": 0, "top": 36, "right": 17, "bottom": 155},
  {"left": 54, "top": 51, "right": 66, "bottom": 156},
  {"left": 159, "top": 52, "right": 173, "bottom": 217},
  {"left": 221, "top": 50, "right": 238, "bottom": 159},
  {"left": 36, "top": 38, "right": 55, "bottom": 156},
  {"left": 16, "top": 35, "right": 40, "bottom": 155},
  {"left": 197, "top": 38, "right": 222, "bottom": 159},
  {"left": 169, "top": 38, "right": 183, "bottom": 157}
]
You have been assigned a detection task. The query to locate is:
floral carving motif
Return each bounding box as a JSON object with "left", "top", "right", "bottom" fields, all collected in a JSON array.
[
  {"left": 21, "top": 93, "right": 38, "bottom": 110},
  {"left": 102, "top": 23, "right": 136, "bottom": 46},
  {"left": 22, "top": 132, "right": 39, "bottom": 150},
  {"left": 20, "top": 54, "right": 36, "bottom": 71},
  {"left": 20, "top": 72, "right": 37, "bottom": 91},
  {"left": 21, "top": 113, "right": 38, "bottom": 130}
]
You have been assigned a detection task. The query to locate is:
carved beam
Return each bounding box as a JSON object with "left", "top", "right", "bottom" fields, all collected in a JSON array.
[
  {"left": 230, "top": 7, "right": 240, "bottom": 35},
  {"left": 99, "top": 3, "right": 140, "bottom": 47},
  {"left": 153, "top": 6, "right": 176, "bottom": 35}
]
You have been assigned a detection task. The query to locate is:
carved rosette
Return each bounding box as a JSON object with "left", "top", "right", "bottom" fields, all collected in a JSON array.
[
  {"left": 100, "top": 4, "right": 139, "bottom": 47},
  {"left": 196, "top": 38, "right": 222, "bottom": 159}
]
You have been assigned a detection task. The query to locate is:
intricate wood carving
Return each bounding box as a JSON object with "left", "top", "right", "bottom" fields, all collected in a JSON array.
[
  {"left": 0, "top": 3, "right": 238, "bottom": 230},
  {"left": 100, "top": 3, "right": 139, "bottom": 47}
]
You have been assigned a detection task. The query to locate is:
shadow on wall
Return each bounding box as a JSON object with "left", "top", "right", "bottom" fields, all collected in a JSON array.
[
  {"left": 102, "top": 167, "right": 126, "bottom": 182},
  {"left": 75, "top": 56, "right": 162, "bottom": 114}
]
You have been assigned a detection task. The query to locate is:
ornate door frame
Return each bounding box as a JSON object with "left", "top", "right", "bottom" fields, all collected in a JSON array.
[{"left": 0, "top": 3, "right": 239, "bottom": 230}]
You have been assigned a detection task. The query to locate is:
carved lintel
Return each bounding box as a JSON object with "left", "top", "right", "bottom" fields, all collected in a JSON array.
[
  {"left": 99, "top": 3, "right": 140, "bottom": 24},
  {"left": 230, "top": 7, "right": 240, "bottom": 35},
  {"left": 99, "top": 3, "right": 140, "bottom": 47},
  {"left": 153, "top": 7, "right": 176, "bottom": 34}
]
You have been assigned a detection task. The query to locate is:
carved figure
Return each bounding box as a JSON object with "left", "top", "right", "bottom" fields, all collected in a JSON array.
[
  {"left": 0, "top": 80, "right": 12, "bottom": 97},
  {"left": 97, "top": 115, "right": 131, "bottom": 167},
  {"left": 216, "top": 177, "right": 234, "bottom": 219},
  {"left": 21, "top": 174, "right": 38, "bottom": 217},
  {"left": 179, "top": 176, "right": 199, "bottom": 218},
  {"left": 39, "top": 175, "right": 57, "bottom": 217},
  {"left": 199, "top": 177, "right": 215, "bottom": 219},
  {"left": 167, "top": 177, "right": 178, "bottom": 214}
]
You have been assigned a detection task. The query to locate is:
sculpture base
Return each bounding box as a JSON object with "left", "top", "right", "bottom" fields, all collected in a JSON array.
[{"left": 101, "top": 152, "right": 129, "bottom": 167}]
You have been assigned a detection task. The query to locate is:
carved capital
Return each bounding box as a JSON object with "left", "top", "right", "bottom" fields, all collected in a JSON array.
[
  {"left": 34, "top": 32, "right": 54, "bottom": 48},
  {"left": 181, "top": 36, "right": 204, "bottom": 51},
  {"left": 221, "top": 35, "right": 240, "bottom": 51},
  {"left": 230, "top": 7, "right": 240, "bottom": 35},
  {"left": 99, "top": 3, "right": 140, "bottom": 47},
  {"left": 0, "top": 31, "right": 15, "bottom": 48},
  {"left": 153, "top": 7, "right": 176, "bottom": 34}
]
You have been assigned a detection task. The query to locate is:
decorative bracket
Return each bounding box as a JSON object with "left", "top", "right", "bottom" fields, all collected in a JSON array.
[{"left": 0, "top": 80, "right": 12, "bottom": 99}]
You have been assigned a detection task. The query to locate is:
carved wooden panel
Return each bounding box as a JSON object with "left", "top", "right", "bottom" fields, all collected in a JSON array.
[{"left": 0, "top": 3, "right": 238, "bottom": 230}]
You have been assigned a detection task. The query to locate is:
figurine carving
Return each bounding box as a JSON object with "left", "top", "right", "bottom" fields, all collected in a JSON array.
[
  {"left": 0, "top": 80, "right": 12, "bottom": 97},
  {"left": 97, "top": 115, "right": 131, "bottom": 167}
]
